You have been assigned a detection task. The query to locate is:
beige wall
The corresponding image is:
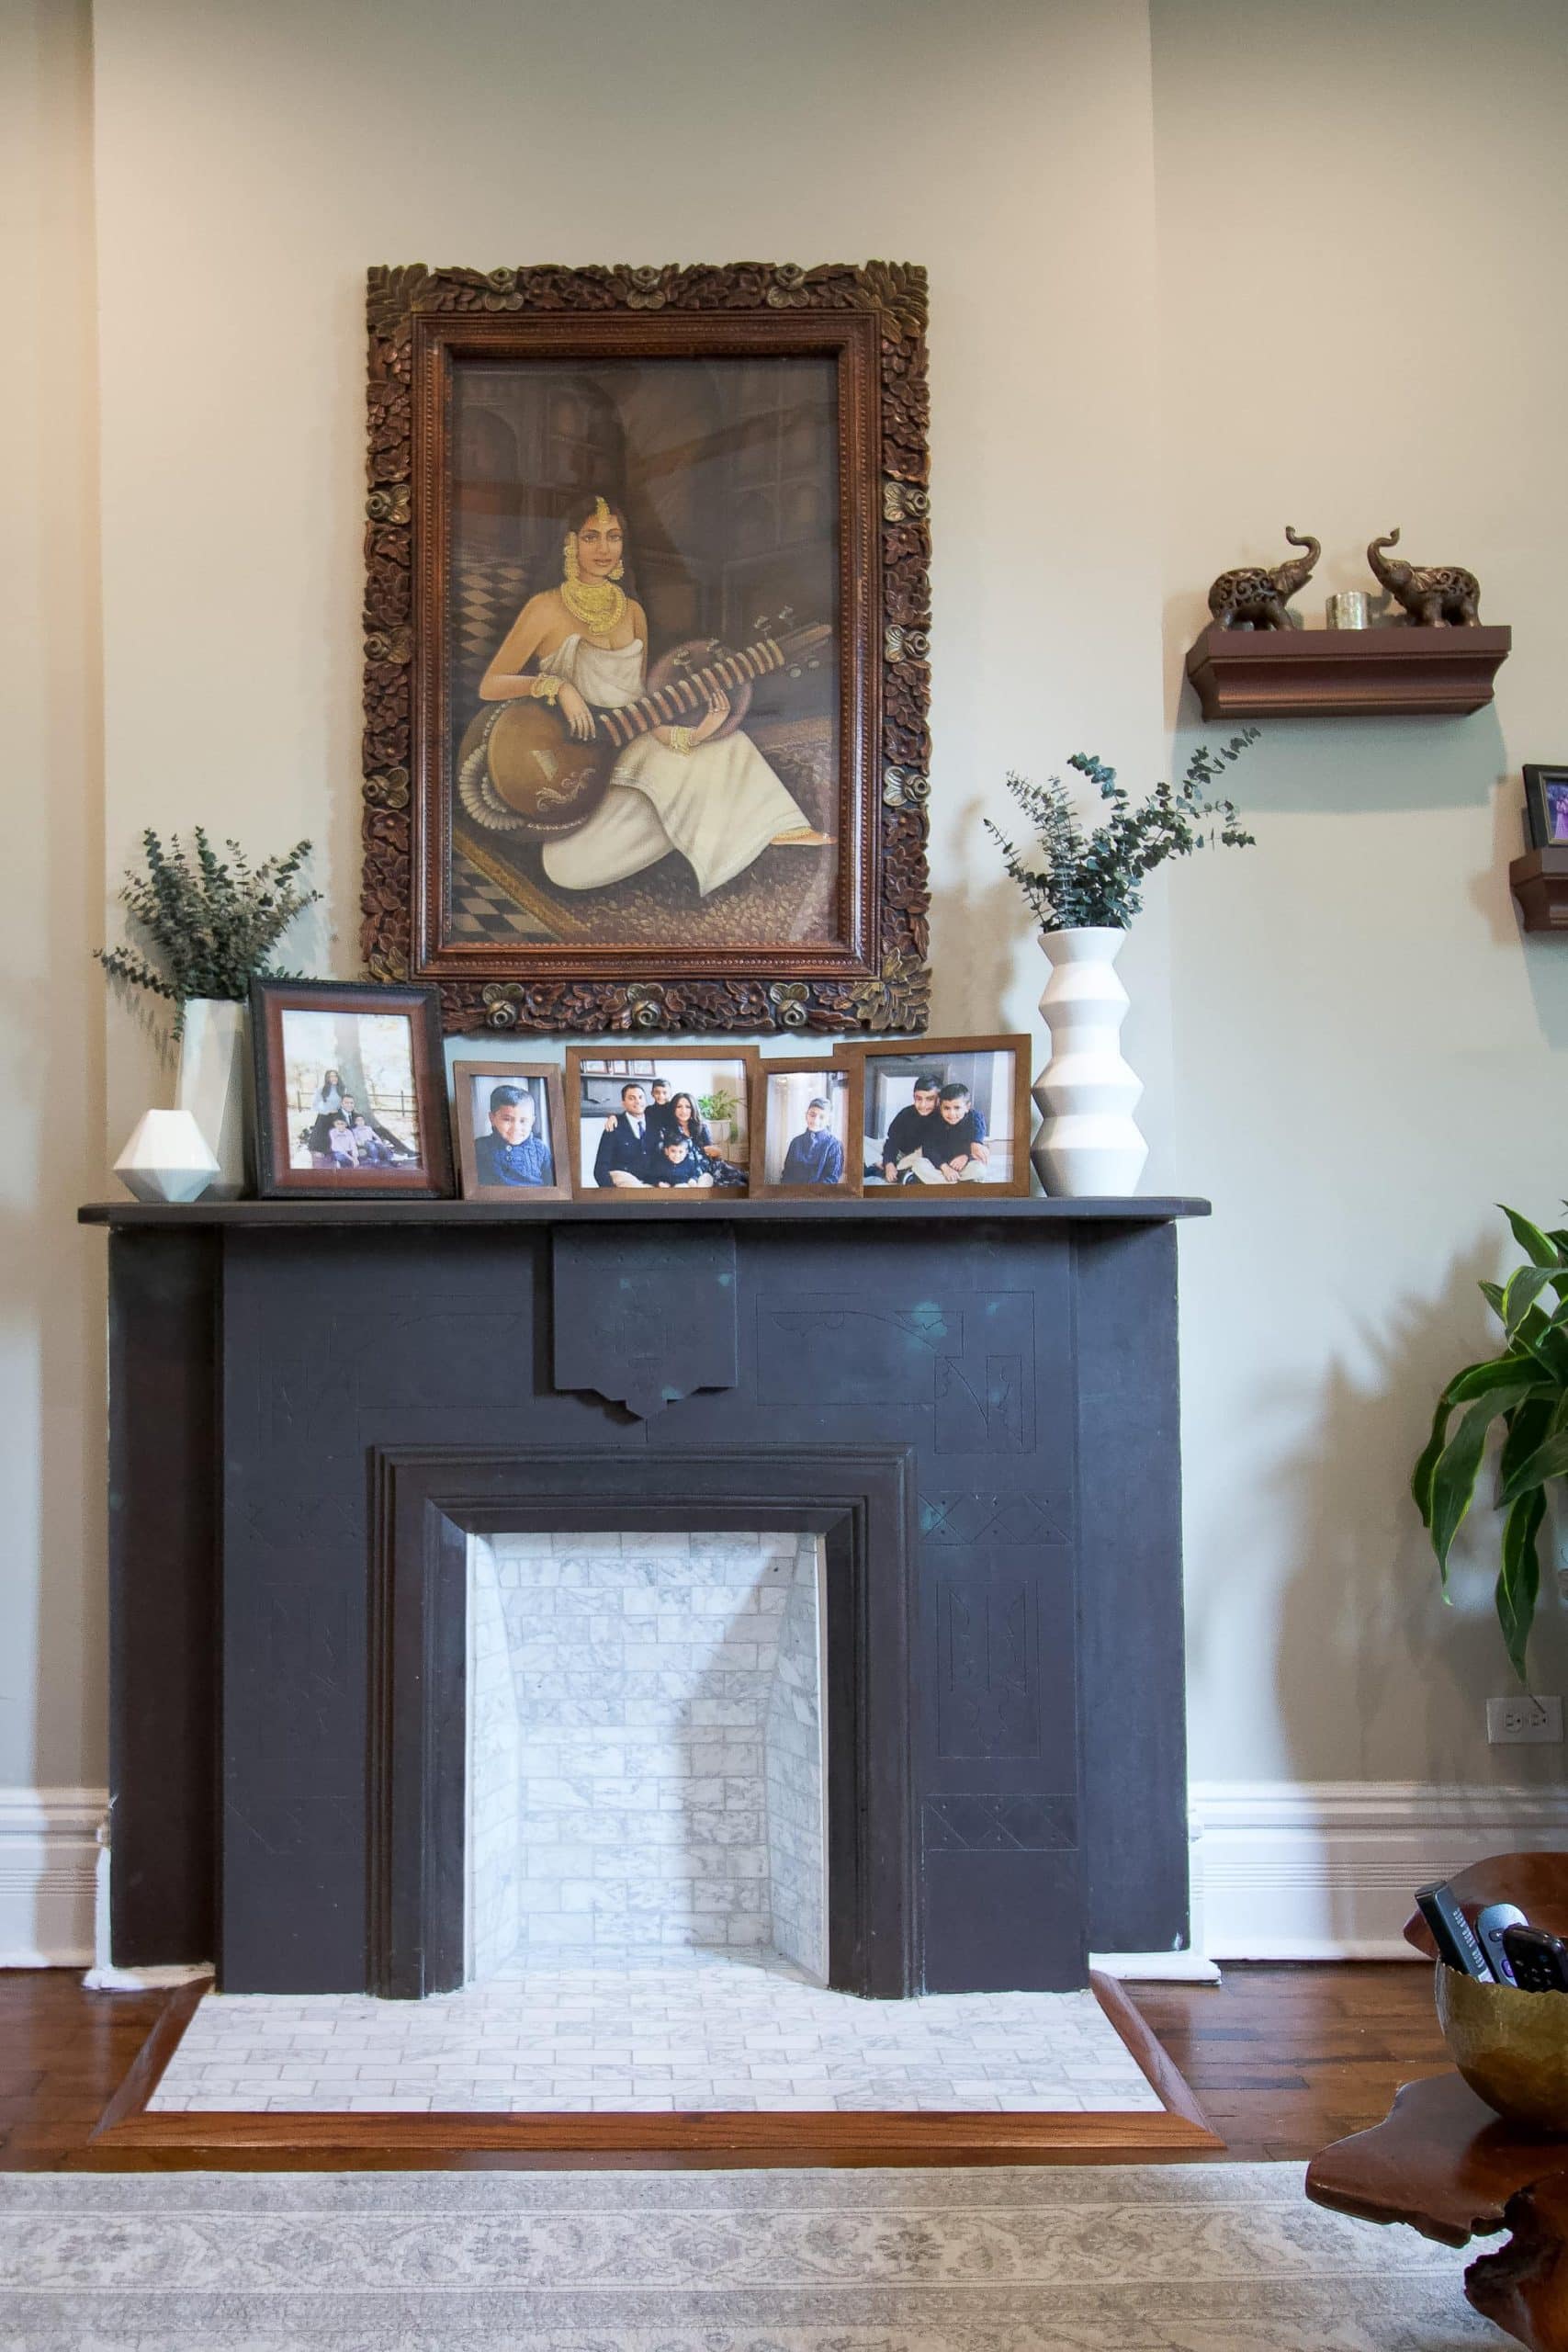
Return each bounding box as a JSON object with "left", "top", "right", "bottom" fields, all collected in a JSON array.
[
  {"left": 1154, "top": 0, "right": 1568, "bottom": 1786},
  {"left": 1, "top": 0, "right": 105, "bottom": 1792},
  {"left": 7, "top": 0, "right": 1567, "bottom": 1871}
]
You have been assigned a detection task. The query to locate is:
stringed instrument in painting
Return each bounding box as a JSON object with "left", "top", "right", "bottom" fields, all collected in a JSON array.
[{"left": 457, "top": 616, "right": 831, "bottom": 842}]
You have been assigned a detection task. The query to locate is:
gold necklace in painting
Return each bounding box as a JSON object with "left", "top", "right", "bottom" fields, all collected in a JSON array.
[{"left": 559, "top": 499, "right": 626, "bottom": 638}]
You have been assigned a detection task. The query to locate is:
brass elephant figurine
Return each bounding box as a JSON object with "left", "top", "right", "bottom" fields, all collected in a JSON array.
[
  {"left": 1206, "top": 527, "right": 1321, "bottom": 630},
  {"left": 1367, "top": 529, "right": 1481, "bottom": 626}
]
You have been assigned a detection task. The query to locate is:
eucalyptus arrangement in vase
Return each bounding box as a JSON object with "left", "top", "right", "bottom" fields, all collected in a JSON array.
[
  {"left": 97, "top": 827, "right": 321, "bottom": 1198},
  {"left": 1414, "top": 1203, "right": 1568, "bottom": 1681},
  {"left": 985, "top": 734, "right": 1258, "bottom": 1197}
]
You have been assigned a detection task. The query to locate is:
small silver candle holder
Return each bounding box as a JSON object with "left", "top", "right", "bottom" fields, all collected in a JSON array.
[{"left": 1326, "top": 591, "right": 1369, "bottom": 630}]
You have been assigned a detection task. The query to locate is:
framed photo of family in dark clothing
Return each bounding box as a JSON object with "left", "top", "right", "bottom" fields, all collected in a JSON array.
[
  {"left": 248, "top": 979, "right": 454, "bottom": 1199},
  {"left": 855, "top": 1035, "right": 1030, "bottom": 1200},
  {"left": 360, "top": 262, "right": 931, "bottom": 1040},
  {"left": 564, "top": 1048, "right": 759, "bottom": 1200},
  {"left": 754, "top": 1060, "right": 859, "bottom": 1198},
  {"left": 451, "top": 1060, "right": 569, "bottom": 1202}
]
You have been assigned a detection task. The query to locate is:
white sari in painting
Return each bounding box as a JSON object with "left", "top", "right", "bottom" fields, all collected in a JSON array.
[{"left": 536, "top": 636, "right": 810, "bottom": 898}]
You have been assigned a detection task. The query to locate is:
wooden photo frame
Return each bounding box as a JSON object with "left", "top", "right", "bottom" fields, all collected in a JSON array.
[
  {"left": 249, "top": 979, "right": 454, "bottom": 1199},
  {"left": 450, "top": 1059, "right": 570, "bottom": 1202},
  {"left": 853, "top": 1035, "right": 1032, "bottom": 1201},
  {"left": 361, "top": 261, "right": 931, "bottom": 1038},
  {"left": 1524, "top": 764, "right": 1568, "bottom": 849},
  {"left": 751, "top": 1057, "right": 862, "bottom": 1200},
  {"left": 564, "top": 1046, "right": 761, "bottom": 1201}
]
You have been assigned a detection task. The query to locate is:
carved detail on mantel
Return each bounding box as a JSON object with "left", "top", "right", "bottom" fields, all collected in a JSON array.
[{"left": 550, "top": 1227, "right": 739, "bottom": 1419}]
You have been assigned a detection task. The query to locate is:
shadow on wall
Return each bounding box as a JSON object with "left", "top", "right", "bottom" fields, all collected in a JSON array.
[
  {"left": 1248, "top": 1229, "right": 1568, "bottom": 1945},
  {"left": 928, "top": 788, "right": 1044, "bottom": 1036},
  {"left": 1165, "top": 589, "right": 1509, "bottom": 817}
]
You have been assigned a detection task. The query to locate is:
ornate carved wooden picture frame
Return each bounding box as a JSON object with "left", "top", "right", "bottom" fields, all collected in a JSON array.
[{"left": 362, "top": 263, "right": 931, "bottom": 1036}]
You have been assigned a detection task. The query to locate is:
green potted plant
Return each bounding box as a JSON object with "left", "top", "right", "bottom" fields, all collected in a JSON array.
[
  {"left": 97, "top": 828, "right": 321, "bottom": 1198},
  {"left": 1413, "top": 1204, "right": 1568, "bottom": 1680},
  {"left": 697, "top": 1083, "right": 738, "bottom": 1148},
  {"left": 984, "top": 736, "right": 1258, "bottom": 1197}
]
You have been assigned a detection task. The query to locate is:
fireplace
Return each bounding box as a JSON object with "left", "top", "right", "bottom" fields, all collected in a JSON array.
[{"left": 85, "top": 1193, "right": 1206, "bottom": 1999}]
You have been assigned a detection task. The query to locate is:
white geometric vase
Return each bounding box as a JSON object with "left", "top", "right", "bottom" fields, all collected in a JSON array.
[
  {"left": 113, "top": 1109, "right": 220, "bottom": 1205},
  {"left": 175, "top": 997, "right": 249, "bottom": 1200},
  {"left": 1032, "top": 926, "right": 1149, "bottom": 1198}
]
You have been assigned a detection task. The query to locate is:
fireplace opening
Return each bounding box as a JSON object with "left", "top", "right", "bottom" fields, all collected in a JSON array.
[{"left": 466, "top": 1530, "right": 829, "bottom": 1986}]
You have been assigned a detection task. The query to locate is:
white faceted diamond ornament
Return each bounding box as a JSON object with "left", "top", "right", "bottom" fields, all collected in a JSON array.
[
  {"left": 1032, "top": 926, "right": 1149, "bottom": 1198},
  {"left": 113, "top": 1108, "right": 220, "bottom": 1204}
]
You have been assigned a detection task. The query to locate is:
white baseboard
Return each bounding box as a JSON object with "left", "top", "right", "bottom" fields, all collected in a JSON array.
[
  {"left": 7, "top": 1779, "right": 1561, "bottom": 1975},
  {"left": 1191, "top": 1781, "right": 1568, "bottom": 1961},
  {"left": 0, "top": 1787, "right": 105, "bottom": 1966}
]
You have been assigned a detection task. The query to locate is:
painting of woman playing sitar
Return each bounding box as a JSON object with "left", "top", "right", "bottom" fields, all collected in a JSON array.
[
  {"left": 364, "top": 262, "right": 931, "bottom": 1035},
  {"left": 444, "top": 349, "right": 849, "bottom": 962}
]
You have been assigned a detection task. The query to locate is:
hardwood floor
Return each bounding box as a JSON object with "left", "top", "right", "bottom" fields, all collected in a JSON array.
[{"left": 0, "top": 1962, "right": 1450, "bottom": 2172}]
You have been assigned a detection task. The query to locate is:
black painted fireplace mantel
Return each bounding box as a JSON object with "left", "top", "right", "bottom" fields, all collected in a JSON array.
[{"left": 82, "top": 1193, "right": 1208, "bottom": 1997}]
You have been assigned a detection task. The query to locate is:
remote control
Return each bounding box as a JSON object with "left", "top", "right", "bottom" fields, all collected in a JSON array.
[
  {"left": 1475, "top": 1903, "right": 1529, "bottom": 1985},
  {"left": 1415, "top": 1881, "right": 1495, "bottom": 1979},
  {"left": 1501, "top": 1924, "right": 1568, "bottom": 1994}
]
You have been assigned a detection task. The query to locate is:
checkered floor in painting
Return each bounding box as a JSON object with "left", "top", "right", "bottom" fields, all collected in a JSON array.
[
  {"left": 147, "top": 1950, "right": 1165, "bottom": 2117},
  {"left": 448, "top": 846, "right": 551, "bottom": 941}
]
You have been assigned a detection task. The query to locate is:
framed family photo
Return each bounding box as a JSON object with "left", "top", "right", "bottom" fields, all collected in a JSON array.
[
  {"left": 856, "top": 1035, "right": 1031, "bottom": 1200},
  {"left": 1524, "top": 764, "right": 1568, "bottom": 848},
  {"left": 360, "top": 261, "right": 931, "bottom": 1037},
  {"left": 564, "top": 1046, "right": 759, "bottom": 1200},
  {"left": 753, "top": 1058, "right": 859, "bottom": 1198},
  {"left": 249, "top": 980, "right": 454, "bottom": 1199},
  {"left": 450, "top": 1059, "right": 569, "bottom": 1202}
]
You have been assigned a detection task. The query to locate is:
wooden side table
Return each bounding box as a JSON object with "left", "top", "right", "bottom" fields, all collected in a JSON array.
[{"left": 1307, "top": 2071, "right": 1568, "bottom": 2351}]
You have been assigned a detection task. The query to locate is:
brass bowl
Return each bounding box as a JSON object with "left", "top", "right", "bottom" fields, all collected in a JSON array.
[{"left": 1436, "top": 1962, "right": 1568, "bottom": 2129}]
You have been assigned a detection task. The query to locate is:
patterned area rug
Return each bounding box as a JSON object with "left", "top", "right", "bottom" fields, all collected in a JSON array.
[{"left": 0, "top": 2163, "right": 1495, "bottom": 2350}]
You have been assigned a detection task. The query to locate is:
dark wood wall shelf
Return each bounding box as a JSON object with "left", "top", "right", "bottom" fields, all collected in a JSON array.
[
  {"left": 1509, "top": 846, "right": 1568, "bottom": 933},
  {"left": 1184, "top": 624, "right": 1512, "bottom": 719}
]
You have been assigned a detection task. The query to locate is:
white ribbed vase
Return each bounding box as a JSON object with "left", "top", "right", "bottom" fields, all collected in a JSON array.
[{"left": 1032, "top": 926, "right": 1148, "bottom": 1198}]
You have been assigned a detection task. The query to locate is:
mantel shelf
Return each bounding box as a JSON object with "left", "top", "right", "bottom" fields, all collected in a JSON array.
[
  {"left": 79, "top": 1193, "right": 1210, "bottom": 1230},
  {"left": 1509, "top": 845, "right": 1568, "bottom": 933},
  {"left": 1184, "top": 622, "right": 1512, "bottom": 718}
]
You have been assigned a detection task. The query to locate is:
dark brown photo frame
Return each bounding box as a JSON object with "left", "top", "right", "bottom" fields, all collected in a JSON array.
[
  {"left": 450, "top": 1059, "right": 570, "bottom": 1203},
  {"left": 852, "top": 1034, "right": 1032, "bottom": 1202},
  {"left": 564, "top": 1045, "right": 761, "bottom": 1201},
  {"left": 361, "top": 262, "right": 931, "bottom": 1038},
  {"left": 751, "top": 1057, "right": 862, "bottom": 1200},
  {"left": 249, "top": 979, "right": 454, "bottom": 1199}
]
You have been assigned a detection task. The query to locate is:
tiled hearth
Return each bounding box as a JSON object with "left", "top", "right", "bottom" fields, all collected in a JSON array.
[{"left": 147, "top": 1960, "right": 1166, "bottom": 2115}]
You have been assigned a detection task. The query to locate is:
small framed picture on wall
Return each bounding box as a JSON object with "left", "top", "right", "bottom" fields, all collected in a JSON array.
[
  {"left": 564, "top": 1046, "right": 759, "bottom": 1199},
  {"left": 752, "top": 1059, "right": 859, "bottom": 1198},
  {"left": 855, "top": 1035, "right": 1031, "bottom": 1199},
  {"left": 450, "top": 1061, "right": 570, "bottom": 1202},
  {"left": 249, "top": 979, "right": 454, "bottom": 1199},
  {"left": 1524, "top": 765, "right": 1568, "bottom": 848}
]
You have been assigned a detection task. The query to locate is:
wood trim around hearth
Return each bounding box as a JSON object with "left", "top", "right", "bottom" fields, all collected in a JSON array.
[
  {"left": 367, "top": 1444, "right": 920, "bottom": 2003},
  {"left": 89, "top": 1974, "right": 1223, "bottom": 2162}
]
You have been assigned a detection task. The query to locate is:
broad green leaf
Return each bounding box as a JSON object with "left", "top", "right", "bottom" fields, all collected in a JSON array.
[
  {"left": 1480, "top": 1281, "right": 1506, "bottom": 1319},
  {"left": 1502, "top": 1204, "right": 1560, "bottom": 1270},
  {"left": 1430, "top": 1385, "right": 1540, "bottom": 1577},
  {"left": 1501, "top": 1396, "right": 1554, "bottom": 1490},
  {"left": 1497, "top": 1488, "right": 1546, "bottom": 1685},
  {"left": 1498, "top": 1428, "right": 1568, "bottom": 1507},
  {"left": 1412, "top": 1392, "right": 1453, "bottom": 1525},
  {"left": 1447, "top": 1354, "right": 1546, "bottom": 1404},
  {"left": 1505, "top": 1264, "right": 1559, "bottom": 1336}
]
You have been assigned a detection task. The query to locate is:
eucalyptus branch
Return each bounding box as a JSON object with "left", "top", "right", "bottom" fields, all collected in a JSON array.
[
  {"left": 96, "top": 827, "right": 321, "bottom": 1035},
  {"left": 985, "top": 730, "right": 1259, "bottom": 933}
]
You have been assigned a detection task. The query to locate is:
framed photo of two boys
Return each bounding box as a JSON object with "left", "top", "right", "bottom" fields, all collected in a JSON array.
[{"left": 360, "top": 261, "right": 932, "bottom": 1039}]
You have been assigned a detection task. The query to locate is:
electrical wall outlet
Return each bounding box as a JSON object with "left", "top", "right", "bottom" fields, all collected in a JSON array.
[{"left": 1487, "top": 1694, "right": 1564, "bottom": 1745}]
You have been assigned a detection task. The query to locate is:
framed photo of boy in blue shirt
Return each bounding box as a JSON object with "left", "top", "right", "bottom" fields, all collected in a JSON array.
[
  {"left": 451, "top": 1060, "right": 570, "bottom": 1202},
  {"left": 753, "top": 1059, "right": 858, "bottom": 1198},
  {"left": 854, "top": 1035, "right": 1031, "bottom": 1201}
]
